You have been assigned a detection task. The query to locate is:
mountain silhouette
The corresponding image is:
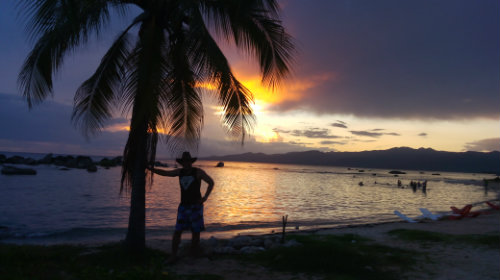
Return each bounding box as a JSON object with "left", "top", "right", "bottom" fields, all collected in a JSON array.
[{"left": 203, "top": 147, "right": 500, "bottom": 174}]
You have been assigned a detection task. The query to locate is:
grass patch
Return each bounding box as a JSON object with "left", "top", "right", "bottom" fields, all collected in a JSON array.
[
  {"left": 0, "top": 243, "right": 221, "bottom": 280},
  {"left": 388, "top": 229, "right": 500, "bottom": 248},
  {"left": 241, "top": 234, "right": 417, "bottom": 280}
]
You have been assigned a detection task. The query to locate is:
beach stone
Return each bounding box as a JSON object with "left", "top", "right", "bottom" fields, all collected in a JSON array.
[
  {"left": 249, "top": 237, "right": 264, "bottom": 247},
  {"left": 1, "top": 165, "right": 37, "bottom": 175},
  {"left": 214, "top": 246, "right": 237, "bottom": 254},
  {"left": 229, "top": 235, "right": 253, "bottom": 249},
  {"left": 282, "top": 239, "right": 301, "bottom": 247},
  {"left": 206, "top": 236, "right": 219, "bottom": 247},
  {"left": 216, "top": 161, "right": 224, "bottom": 167},
  {"left": 239, "top": 246, "right": 265, "bottom": 254}
]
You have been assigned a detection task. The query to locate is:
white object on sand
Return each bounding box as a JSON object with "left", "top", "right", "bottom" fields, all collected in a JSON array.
[
  {"left": 419, "top": 208, "right": 442, "bottom": 221},
  {"left": 394, "top": 210, "right": 418, "bottom": 223}
]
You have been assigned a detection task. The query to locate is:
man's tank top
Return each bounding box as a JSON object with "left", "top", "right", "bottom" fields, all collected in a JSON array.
[{"left": 179, "top": 167, "right": 202, "bottom": 205}]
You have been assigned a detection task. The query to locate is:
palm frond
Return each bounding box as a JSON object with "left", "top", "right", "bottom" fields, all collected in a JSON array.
[
  {"left": 71, "top": 31, "right": 131, "bottom": 138},
  {"left": 17, "top": 0, "right": 120, "bottom": 108},
  {"left": 199, "top": 0, "right": 295, "bottom": 88},
  {"left": 186, "top": 8, "right": 255, "bottom": 141}
]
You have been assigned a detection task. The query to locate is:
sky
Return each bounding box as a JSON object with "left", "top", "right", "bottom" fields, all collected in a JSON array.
[{"left": 0, "top": 0, "right": 499, "bottom": 158}]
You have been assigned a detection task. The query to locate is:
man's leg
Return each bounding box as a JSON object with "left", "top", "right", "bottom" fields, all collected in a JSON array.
[
  {"left": 169, "top": 230, "right": 182, "bottom": 261},
  {"left": 190, "top": 231, "right": 201, "bottom": 257}
]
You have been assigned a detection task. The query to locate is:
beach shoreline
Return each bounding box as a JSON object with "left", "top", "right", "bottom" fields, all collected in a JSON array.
[{"left": 2, "top": 210, "right": 498, "bottom": 279}]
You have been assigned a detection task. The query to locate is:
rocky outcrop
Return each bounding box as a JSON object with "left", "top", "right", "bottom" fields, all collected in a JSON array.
[
  {"left": 216, "top": 161, "right": 224, "bottom": 167},
  {"left": 1, "top": 165, "right": 37, "bottom": 175},
  {"left": 38, "top": 153, "right": 53, "bottom": 164},
  {"left": 99, "top": 156, "right": 123, "bottom": 168},
  {"left": 154, "top": 161, "right": 168, "bottom": 167}
]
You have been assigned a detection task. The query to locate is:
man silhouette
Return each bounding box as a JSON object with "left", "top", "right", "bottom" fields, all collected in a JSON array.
[{"left": 150, "top": 151, "right": 214, "bottom": 262}]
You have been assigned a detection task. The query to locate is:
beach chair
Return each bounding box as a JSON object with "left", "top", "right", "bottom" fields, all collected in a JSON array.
[
  {"left": 419, "top": 208, "right": 441, "bottom": 221},
  {"left": 449, "top": 204, "right": 480, "bottom": 220},
  {"left": 394, "top": 210, "right": 418, "bottom": 223},
  {"left": 486, "top": 201, "right": 500, "bottom": 210}
]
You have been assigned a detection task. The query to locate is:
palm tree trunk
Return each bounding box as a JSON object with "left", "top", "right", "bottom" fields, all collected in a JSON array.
[{"left": 124, "top": 120, "right": 148, "bottom": 252}]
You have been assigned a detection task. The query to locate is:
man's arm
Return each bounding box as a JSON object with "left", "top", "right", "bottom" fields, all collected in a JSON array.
[
  {"left": 199, "top": 169, "right": 214, "bottom": 203},
  {"left": 149, "top": 167, "right": 180, "bottom": 177}
]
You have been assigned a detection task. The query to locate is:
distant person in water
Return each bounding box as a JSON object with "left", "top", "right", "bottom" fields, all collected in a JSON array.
[{"left": 149, "top": 151, "right": 214, "bottom": 263}]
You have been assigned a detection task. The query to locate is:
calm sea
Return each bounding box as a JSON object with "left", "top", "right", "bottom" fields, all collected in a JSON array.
[{"left": 1, "top": 152, "right": 499, "bottom": 244}]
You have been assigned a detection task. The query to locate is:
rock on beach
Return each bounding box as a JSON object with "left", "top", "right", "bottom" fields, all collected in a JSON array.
[{"left": 1, "top": 165, "right": 37, "bottom": 175}]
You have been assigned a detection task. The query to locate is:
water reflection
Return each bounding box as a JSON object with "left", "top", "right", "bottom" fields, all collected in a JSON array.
[
  {"left": 146, "top": 161, "right": 500, "bottom": 233},
  {"left": 1, "top": 161, "right": 498, "bottom": 241}
]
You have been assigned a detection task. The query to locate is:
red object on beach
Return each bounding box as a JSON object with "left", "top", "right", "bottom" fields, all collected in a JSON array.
[
  {"left": 486, "top": 201, "right": 500, "bottom": 210},
  {"left": 449, "top": 204, "right": 480, "bottom": 220}
]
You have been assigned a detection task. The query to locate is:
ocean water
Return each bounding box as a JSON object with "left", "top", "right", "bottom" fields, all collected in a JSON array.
[{"left": 1, "top": 157, "right": 499, "bottom": 244}]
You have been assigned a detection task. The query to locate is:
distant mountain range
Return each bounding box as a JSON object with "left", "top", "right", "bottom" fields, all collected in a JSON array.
[{"left": 203, "top": 147, "right": 500, "bottom": 174}]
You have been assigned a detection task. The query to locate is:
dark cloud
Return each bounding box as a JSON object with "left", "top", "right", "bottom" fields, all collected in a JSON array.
[
  {"left": 350, "top": 130, "right": 400, "bottom": 138},
  {"left": 350, "top": 131, "right": 383, "bottom": 138},
  {"left": 275, "top": 0, "right": 500, "bottom": 119},
  {"left": 418, "top": 133, "right": 428, "bottom": 137},
  {"left": 464, "top": 138, "right": 500, "bottom": 152},
  {"left": 331, "top": 122, "right": 348, "bottom": 129},
  {"left": 290, "top": 128, "right": 340, "bottom": 139},
  {"left": 371, "top": 129, "right": 385, "bottom": 131},
  {"left": 198, "top": 137, "right": 330, "bottom": 157},
  {"left": 320, "top": 140, "right": 346, "bottom": 145},
  {"left": 272, "top": 128, "right": 291, "bottom": 134},
  {"left": 0, "top": 93, "right": 128, "bottom": 155}
]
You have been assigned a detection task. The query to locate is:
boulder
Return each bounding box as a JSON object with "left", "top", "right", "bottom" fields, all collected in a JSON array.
[
  {"left": 154, "top": 161, "right": 168, "bottom": 167},
  {"left": 228, "top": 235, "right": 252, "bottom": 249},
  {"left": 76, "top": 156, "right": 93, "bottom": 169},
  {"left": 0, "top": 154, "right": 5, "bottom": 164},
  {"left": 239, "top": 246, "right": 265, "bottom": 254},
  {"left": 99, "top": 158, "right": 115, "bottom": 168},
  {"left": 87, "top": 165, "right": 98, "bottom": 172},
  {"left": 389, "top": 170, "right": 406, "bottom": 174},
  {"left": 282, "top": 239, "right": 301, "bottom": 247},
  {"left": 23, "top": 157, "right": 37, "bottom": 165},
  {"left": 111, "top": 156, "right": 123, "bottom": 165},
  {"left": 38, "top": 153, "right": 53, "bottom": 164},
  {"left": 1, "top": 166, "right": 37, "bottom": 175},
  {"left": 213, "top": 246, "right": 237, "bottom": 254},
  {"left": 5, "top": 156, "right": 25, "bottom": 164},
  {"left": 216, "top": 161, "right": 224, "bottom": 167}
]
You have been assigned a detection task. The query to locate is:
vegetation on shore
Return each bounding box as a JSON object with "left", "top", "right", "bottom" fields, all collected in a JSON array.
[
  {"left": 0, "top": 243, "right": 219, "bottom": 280},
  {"left": 242, "top": 234, "right": 418, "bottom": 280},
  {"left": 388, "top": 229, "right": 500, "bottom": 249},
  {"left": 0, "top": 233, "right": 420, "bottom": 280}
]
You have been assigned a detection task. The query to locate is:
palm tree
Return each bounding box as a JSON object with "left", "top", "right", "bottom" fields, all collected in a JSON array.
[{"left": 18, "top": 0, "right": 294, "bottom": 252}]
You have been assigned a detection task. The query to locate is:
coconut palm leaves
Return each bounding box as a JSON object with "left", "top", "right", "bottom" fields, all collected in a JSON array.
[{"left": 19, "top": 0, "right": 295, "bottom": 251}]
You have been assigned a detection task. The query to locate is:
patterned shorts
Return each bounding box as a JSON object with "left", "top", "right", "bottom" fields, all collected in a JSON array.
[{"left": 175, "top": 204, "right": 205, "bottom": 232}]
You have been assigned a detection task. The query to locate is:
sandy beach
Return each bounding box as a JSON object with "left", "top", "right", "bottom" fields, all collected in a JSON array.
[{"left": 148, "top": 210, "right": 500, "bottom": 280}]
